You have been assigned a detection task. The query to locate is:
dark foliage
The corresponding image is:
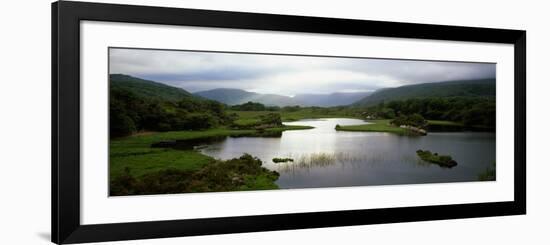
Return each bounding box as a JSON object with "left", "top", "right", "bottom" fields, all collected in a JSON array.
[
  {"left": 110, "top": 74, "right": 192, "bottom": 101},
  {"left": 391, "top": 113, "right": 427, "bottom": 128},
  {"left": 230, "top": 101, "right": 280, "bottom": 111},
  {"left": 230, "top": 101, "right": 265, "bottom": 111},
  {"left": 110, "top": 154, "right": 280, "bottom": 195},
  {"left": 109, "top": 86, "right": 234, "bottom": 138},
  {"left": 354, "top": 78, "right": 496, "bottom": 107},
  {"left": 416, "top": 150, "right": 458, "bottom": 168},
  {"left": 259, "top": 113, "right": 283, "bottom": 126},
  {"left": 363, "top": 97, "right": 496, "bottom": 129}
]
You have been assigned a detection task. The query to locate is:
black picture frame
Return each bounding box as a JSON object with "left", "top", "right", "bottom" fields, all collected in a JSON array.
[{"left": 52, "top": 1, "right": 526, "bottom": 244}]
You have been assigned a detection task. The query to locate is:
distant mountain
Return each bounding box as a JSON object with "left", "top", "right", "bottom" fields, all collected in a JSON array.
[
  {"left": 110, "top": 74, "right": 193, "bottom": 101},
  {"left": 293, "top": 92, "right": 372, "bottom": 107},
  {"left": 353, "top": 78, "right": 496, "bottom": 107},
  {"left": 194, "top": 88, "right": 302, "bottom": 107}
]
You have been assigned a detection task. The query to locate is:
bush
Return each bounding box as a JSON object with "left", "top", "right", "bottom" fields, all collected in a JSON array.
[
  {"left": 416, "top": 150, "right": 457, "bottom": 168},
  {"left": 391, "top": 113, "right": 427, "bottom": 128},
  {"left": 109, "top": 105, "right": 136, "bottom": 137},
  {"left": 110, "top": 154, "right": 280, "bottom": 196},
  {"left": 361, "top": 97, "right": 496, "bottom": 130},
  {"left": 183, "top": 114, "right": 219, "bottom": 130},
  {"left": 109, "top": 86, "right": 231, "bottom": 137},
  {"left": 259, "top": 113, "right": 282, "bottom": 126},
  {"left": 230, "top": 101, "right": 266, "bottom": 111}
]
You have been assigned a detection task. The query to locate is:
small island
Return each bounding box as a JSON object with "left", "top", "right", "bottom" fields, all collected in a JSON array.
[
  {"left": 272, "top": 157, "right": 294, "bottom": 163},
  {"left": 335, "top": 120, "right": 409, "bottom": 134},
  {"left": 416, "top": 150, "right": 458, "bottom": 168},
  {"left": 335, "top": 114, "right": 429, "bottom": 135}
]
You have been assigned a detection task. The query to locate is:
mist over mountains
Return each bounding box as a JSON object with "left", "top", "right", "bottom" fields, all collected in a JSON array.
[
  {"left": 194, "top": 88, "right": 372, "bottom": 107},
  {"left": 110, "top": 74, "right": 496, "bottom": 108}
]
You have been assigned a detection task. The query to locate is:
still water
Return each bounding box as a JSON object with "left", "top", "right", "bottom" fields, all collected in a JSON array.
[{"left": 200, "top": 118, "right": 496, "bottom": 189}]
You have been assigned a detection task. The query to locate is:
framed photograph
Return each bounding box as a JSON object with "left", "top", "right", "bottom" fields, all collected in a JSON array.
[{"left": 52, "top": 1, "right": 526, "bottom": 244}]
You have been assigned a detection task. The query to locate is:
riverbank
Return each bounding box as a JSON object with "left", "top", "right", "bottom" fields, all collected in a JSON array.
[
  {"left": 110, "top": 125, "right": 312, "bottom": 195},
  {"left": 231, "top": 109, "right": 361, "bottom": 127},
  {"left": 335, "top": 120, "right": 408, "bottom": 134},
  {"left": 335, "top": 119, "right": 468, "bottom": 135},
  {"left": 232, "top": 110, "right": 477, "bottom": 135}
]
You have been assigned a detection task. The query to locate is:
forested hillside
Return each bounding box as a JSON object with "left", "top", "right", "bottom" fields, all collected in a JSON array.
[
  {"left": 354, "top": 79, "right": 496, "bottom": 107},
  {"left": 109, "top": 75, "right": 233, "bottom": 137},
  {"left": 110, "top": 74, "right": 193, "bottom": 101}
]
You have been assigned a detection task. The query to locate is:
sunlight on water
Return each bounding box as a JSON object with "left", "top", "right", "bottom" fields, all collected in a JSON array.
[
  {"left": 275, "top": 151, "right": 387, "bottom": 174},
  {"left": 200, "top": 118, "right": 496, "bottom": 188}
]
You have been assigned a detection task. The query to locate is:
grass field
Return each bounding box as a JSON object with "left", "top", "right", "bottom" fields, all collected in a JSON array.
[
  {"left": 110, "top": 109, "right": 464, "bottom": 195},
  {"left": 230, "top": 109, "right": 360, "bottom": 127},
  {"left": 335, "top": 120, "right": 409, "bottom": 135},
  {"left": 110, "top": 125, "right": 311, "bottom": 180},
  {"left": 335, "top": 119, "right": 461, "bottom": 135}
]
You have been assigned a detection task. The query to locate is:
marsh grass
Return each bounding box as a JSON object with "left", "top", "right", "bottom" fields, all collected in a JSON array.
[
  {"left": 275, "top": 152, "right": 386, "bottom": 173},
  {"left": 478, "top": 162, "right": 496, "bottom": 181}
]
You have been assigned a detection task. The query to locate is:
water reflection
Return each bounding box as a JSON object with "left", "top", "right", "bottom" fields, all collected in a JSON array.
[
  {"left": 275, "top": 151, "right": 387, "bottom": 174},
  {"left": 199, "top": 118, "right": 496, "bottom": 189}
]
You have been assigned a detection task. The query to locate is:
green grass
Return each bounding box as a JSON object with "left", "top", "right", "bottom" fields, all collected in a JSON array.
[
  {"left": 334, "top": 120, "right": 463, "bottom": 135},
  {"left": 229, "top": 109, "right": 360, "bottom": 124},
  {"left": 280, "top": 109, "right": 359, "bottom": 121},
  {"left": 335, "top": 120, "right": 408, "bottom": 135},
  {"left": 110, "top": 149, "right": 214, "bottom": 179},
  {"left": 267, "top": 125, "right": 313, "bottom": 131},
  {"left": 478, "top": 162, "right": 496, "bottom": 181},
  {"left": 110, "top": 154, "right": 280, "bottom": 195},
  {"left": 240, "top": 174, "right": 279, "bottom": 190},
  {"left": 110, "top": 126, "right": 311, "bottom": 181}
]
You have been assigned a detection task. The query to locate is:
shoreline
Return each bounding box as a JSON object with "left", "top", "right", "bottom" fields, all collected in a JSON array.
[
  {"left": 110, "top": 116, "right": 487, "bottom": 196},
  {"left": 109, "top": 124, "right": 315, "bottom": 195}
]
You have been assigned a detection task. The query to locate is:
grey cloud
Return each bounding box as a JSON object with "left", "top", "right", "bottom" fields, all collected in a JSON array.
[
  {"left": 335, "top": 58, "right": 495, "bottom": 84},
  {"left": 109, "top": 48, "right": 495, "bottom": 95}
]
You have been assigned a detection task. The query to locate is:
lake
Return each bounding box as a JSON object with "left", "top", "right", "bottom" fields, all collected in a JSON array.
[{"left": 200, "top": 118, "right": 496, "bottom": 189}]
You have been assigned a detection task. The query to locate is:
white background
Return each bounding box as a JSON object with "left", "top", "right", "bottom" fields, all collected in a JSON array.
[
  {"left": 0, "top": 0, "right": 547, "bottom": 244},
  {"left": 82, "top": 21, "right": 515, "bottom": 224}
]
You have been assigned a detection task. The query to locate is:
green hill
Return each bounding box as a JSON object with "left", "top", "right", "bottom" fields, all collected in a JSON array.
[
  {"left": 109, "top": 74, "right": 233, "bottom": 137},
  {"left": 354, "top": 78, "right": 496, "bottom": 107},
  {"left": 110, "top": 74, "right": 193, "bottom": 101}
]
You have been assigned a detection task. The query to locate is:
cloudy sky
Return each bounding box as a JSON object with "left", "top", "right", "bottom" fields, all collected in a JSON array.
[{"left": 109, "top": 48, "right": 495, "bottom": 97}]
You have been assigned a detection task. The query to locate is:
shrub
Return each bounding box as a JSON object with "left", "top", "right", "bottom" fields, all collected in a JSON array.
[
  {"left": 259, "top": 113, "right": 282, "bottom": 126},
  {"left": 416, "top": 149, "right": 457, "bottom": 168},
  {"left": 110, "top": 154, "right": 280, "bottom": 196},
  {"left": 391, "top": 114, "right": 427, "bottom": 128}
]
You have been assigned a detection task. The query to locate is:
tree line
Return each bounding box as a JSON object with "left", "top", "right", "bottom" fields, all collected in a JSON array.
[
  {"left": 111, "top": 88, "right": 496, "bottom": 138},
  {"left": 110, "top": 88, "right": 235, "bottom": 137},
  {"left": 362, "top": 97, "right": 496, "bottom": 128}
]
